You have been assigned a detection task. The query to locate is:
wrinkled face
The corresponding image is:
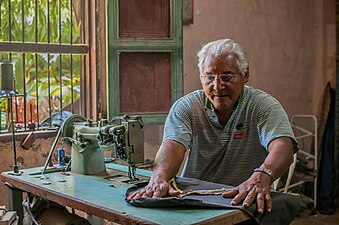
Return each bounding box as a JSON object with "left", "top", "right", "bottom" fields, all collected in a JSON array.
[{"left": 201, "top": 54, "right": 248, "bottom": 113}]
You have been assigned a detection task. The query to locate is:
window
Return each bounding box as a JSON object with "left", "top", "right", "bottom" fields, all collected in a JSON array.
[
  {"left": 0, "top": 0, "right": 89, "bottom": 133},
  {"left": 107, "top": 0, "right": 183, "bottom": 124}
]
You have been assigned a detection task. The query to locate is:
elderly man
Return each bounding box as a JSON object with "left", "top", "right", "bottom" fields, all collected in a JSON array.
[{"left": 128, "top": 38, "right": 298, "bottom": 215}]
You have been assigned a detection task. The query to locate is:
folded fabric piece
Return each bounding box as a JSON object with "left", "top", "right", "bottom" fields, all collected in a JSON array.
[{"left": 125, "top": 176, "right": 301, "bottom": 225}]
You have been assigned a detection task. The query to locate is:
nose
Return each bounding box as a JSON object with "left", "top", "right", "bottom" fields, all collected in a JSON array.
[{"left": 212, "top": 76, "right": 224, "bottom": 91}]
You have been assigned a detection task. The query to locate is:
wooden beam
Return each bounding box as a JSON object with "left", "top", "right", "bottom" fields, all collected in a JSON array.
[
  {"left": 0, "top": 42, "right": 88, "bottom": 54},
  {"left": 96, "top": 0, "right": 107, "bottom": 119}
]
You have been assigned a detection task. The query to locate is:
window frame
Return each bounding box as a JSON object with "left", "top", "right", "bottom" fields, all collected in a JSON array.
[
  {"left": 107, "top": 0, "right": 183, "bottom": 124},
  {"left": 0, "top": 0, "right": 106, "bottom": 137}
]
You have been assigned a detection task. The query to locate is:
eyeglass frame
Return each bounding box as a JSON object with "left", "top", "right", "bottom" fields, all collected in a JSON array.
[{"left": 200, "top": 72, "right": 239, "bottom": 85}]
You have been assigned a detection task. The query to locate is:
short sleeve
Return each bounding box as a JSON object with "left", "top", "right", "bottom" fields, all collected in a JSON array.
[
  {"left": 257, "top": 98, "right": 299, "bottom": 153},
  {"left": 163, "top": 97, "right": 193, "bottom": 150}
]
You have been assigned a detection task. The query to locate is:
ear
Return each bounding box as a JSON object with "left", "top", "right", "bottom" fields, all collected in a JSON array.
[
  {"left": 244, "top": 66, "right": 249, "bottom": 83},
  {"left": 200, "top": 75, "right": 204, "bottom": 84}
]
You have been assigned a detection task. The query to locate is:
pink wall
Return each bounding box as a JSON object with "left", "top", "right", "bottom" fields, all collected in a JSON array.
[
  {"left": 144, "top": 0, "right": 336, "bottom": 167},
  {"left": 183, "top": 0, "right": 336, "bottom": 119}
]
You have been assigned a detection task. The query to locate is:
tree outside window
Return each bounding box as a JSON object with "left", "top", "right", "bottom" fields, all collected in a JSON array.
[{"left": 0, "top": 0, "right": 84, "bottom": 131}]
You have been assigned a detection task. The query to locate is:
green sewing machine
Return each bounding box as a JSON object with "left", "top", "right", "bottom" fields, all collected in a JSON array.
[{"left": 52, "top": 114, "right": 144, "bottom": 181}]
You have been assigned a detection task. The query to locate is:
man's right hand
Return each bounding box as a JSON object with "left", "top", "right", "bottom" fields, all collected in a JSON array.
[
  {"left": 126, "top": 176, "right": 182, "bottom": 200},
  {"left": 127, "top": 140, "right": 186, "bottom": 200}
]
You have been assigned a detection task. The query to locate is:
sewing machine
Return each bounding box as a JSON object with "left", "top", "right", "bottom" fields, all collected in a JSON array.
[{"left": 61, "top": 114, "right": 144, "bottom": 181}]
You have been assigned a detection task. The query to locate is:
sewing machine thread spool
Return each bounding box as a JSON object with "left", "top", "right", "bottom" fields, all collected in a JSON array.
[
  {"left": 58, "top": 147, "right": 65, "bottom": 166},
  {"left": 0, "top": 61, "right": 14, "bottom": 92}
]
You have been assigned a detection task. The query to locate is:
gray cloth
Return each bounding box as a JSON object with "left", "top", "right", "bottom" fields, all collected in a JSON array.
[
  {"left": 126, "top": 176, "right": 301, "bottom": 225},
  {"left": 163, "top": 86, "right": 298, "bottom": 186}
]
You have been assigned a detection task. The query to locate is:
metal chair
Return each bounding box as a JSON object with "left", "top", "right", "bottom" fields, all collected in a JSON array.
[{"left": 273, "top": 153, "right": 297, "bottom": 193}]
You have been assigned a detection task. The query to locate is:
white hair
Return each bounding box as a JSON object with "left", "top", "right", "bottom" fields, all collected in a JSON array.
[{"left": 197, "top": 39, "right": 249, "bottom": 76}]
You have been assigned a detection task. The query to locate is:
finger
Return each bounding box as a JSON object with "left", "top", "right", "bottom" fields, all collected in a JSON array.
[
  {"left": 152, "top": 184, "right": 168, "bottom": 198},
  {"left": 126, "top": 191, "right": 137, "bottom": 200},
  {"left": 127, "top": 190, "right": 145, "bottom": 200},
  {"left": 265, "top": 192, "right": 272, "bottom": 213},
  {"left": 142, "top": 189, "right": 154, "bottom": 198},
  {"left": 142, "top": 193, "right": 151, "bottom": 198},
  {"left": 168, "top": 185, "right": 183, "bottom": 197},
  {"left": 242, "top": 189, "right": 257, "bottom": 208},
  {"left": 127, "top": 191, "right": 144, "bottom": 200},
  {"left": 256, "top": 193, "right": 265, "bottom": 214},
  {"left": 221, "top": 189, "right": 239, "bottom": 198},
  {"left": 231, "top": 190, "right": 249, "bottom": 206}
]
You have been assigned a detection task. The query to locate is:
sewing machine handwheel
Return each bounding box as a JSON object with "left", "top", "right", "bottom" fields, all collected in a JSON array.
[{"left": 61, "top": 114, "right": 87, "bottom": 142}]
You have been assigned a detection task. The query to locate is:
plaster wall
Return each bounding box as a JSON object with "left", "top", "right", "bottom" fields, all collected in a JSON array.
[
  {"left": 183, "top": 0, "right": 336, "bottom": 119},
  {"left": 0, "top": 137, "right": 59, "bottom": 206},
  {"left": 145, "top": 0, "right": 336, "bottom": 170}
]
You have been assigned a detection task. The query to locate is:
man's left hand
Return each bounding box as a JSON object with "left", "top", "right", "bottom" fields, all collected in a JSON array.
[{"left": 221, "top": 172, "right": 272, "bottom": 214}]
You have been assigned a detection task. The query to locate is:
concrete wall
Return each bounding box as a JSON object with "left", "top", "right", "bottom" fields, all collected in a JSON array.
[
  {"left": 0, "top": 136, "right": 59, "bottom": 206},
  {"left": 145, "top": 0, "right": 336, "bottom": 170},
  {"left": 183, "top": 0, "right": 336, "bottom": 119}
]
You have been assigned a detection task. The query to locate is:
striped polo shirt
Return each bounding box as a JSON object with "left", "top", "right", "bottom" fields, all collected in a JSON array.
[{"left": 163, "top": 85, "right": 298, "bottom": 186}]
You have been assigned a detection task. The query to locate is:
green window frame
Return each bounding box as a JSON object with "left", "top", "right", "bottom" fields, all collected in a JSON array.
[{"left": 107, "top": 0, "right": 183, "bottom": 124}]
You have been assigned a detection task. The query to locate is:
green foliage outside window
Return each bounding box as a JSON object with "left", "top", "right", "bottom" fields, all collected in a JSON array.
[{"left": 0, "top": 0, "right": 82, "bottom": 127}]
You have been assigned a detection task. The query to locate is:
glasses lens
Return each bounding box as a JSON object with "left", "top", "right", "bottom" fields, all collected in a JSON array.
[
  {"left": 220, "top": 74, "right": 234, "bottom": 83},
  {"left": 203, "top": 73, "right": 236, "bottom": 84},
  {"left": 204, "top": 75, "right": 215, "bottom": 84}
]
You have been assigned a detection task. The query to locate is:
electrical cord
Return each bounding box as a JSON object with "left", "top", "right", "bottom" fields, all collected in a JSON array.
[{"left": 22, "top": 197, "right": 39, "bottom": 225}]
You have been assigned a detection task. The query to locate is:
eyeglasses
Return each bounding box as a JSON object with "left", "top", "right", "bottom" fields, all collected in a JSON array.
[{"left": 201, "top": 73, "right": 237, "bottom": 85}]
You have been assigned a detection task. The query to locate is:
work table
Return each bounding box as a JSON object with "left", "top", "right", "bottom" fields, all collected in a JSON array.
[{"left": 1, "top": 164, "right": 249, "bottom": 225}]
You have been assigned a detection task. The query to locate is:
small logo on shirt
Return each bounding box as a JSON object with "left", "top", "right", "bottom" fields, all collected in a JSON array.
[
  {"left": 233, "top": 132, "right": 244, "bottom": 140},
  {"left": 234, "top": 122, "right": 244, "bottom": 139}
]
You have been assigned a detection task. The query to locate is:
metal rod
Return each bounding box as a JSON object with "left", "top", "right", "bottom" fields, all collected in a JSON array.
[
  {"left": 41, "top": 127, "right": 62, "bottom": 174},
  {"left": 47, "top": 0, "right": 52, "bottom": 126},
  {"left": 64, "top": 158, "right": 71, "bottom": 172},
  {"left": 70, "top": 0, "right": 73, "bottom": 45},
  {"left": 59, "top": 0, "right": 62, "bottom": 44},
  {"left": 14, "top": 79, "right": 18, "bottom": 122},
  {"left": 0, "top": 1, "right": 2, "bottom": 35},
  {"left": 8, "top": 0, "right": 11, "bottom": 42},
  {"left": 47, "top": 0, "right": 50, "bottom": 44},
  {"left": 23, "top": 53, "right": 27, "bottom": 130},
  {"left": 59, "top": 55, "right": 63, "bottom": 111},
  {"left": 59, "top": 0, "right": 63, "bottom": 113},
  {"left": 8, "top": 0, "right": 11, "bottom": 62},
  {"left": 35, "top": 54, "right": 39, "bottom": 128},
  {"left": 71, "top": 55, "right": 74, "bottom": 113},
  {"left": 0, "top": 107, "right": 2, "bottom": 133},
  {"left": 35, "top": 0, "right": 38, "bottom": 43},
  {"left": 35, "top": 0, "right": 39, "bottom": 129},
  {"left": 48, "top": 54, "right": 51, "bottom": 126},
  {"left": 10, "top": 94, "right": 18, "bottom": 173},
  {"left": 70, "top": 0, "right": 74, "bottom": 113},
  {"left": 21, "top": 0, "right": 24, "bottom": 42}
]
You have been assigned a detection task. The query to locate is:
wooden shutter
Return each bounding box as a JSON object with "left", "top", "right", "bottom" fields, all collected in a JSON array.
[{"left": 107, "top": 0, "right": 183, "bottom": 124}]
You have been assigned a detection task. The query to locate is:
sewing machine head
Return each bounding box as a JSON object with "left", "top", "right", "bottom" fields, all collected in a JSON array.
[
  {"left": 61, "top": 115, "right": 144, "bottom": 180},
  {"left": 98, "top": 115, "right": 144, "bottom": 180}
]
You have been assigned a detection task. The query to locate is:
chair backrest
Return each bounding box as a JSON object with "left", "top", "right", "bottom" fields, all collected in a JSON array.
[{"left": 273, "top": 153, "right": 297, "bottom": 192}]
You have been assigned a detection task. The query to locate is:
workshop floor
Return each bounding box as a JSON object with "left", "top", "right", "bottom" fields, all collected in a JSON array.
[
  {"left": 74, "top": 208, "right": 339, "bottom": 225},
  {"left": 100, "top": 211, "right": 339, "bottom": 225},
  {"left": 291, "top": 210, "right": 339, "bottom": 225}
]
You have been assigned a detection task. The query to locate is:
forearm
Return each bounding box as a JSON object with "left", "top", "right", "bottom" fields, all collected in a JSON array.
[
  {"left": 152, "top": 140, "right": 186, "bottom": 181},
  {"left": 261, "top": 137, "right": 294, "bottom": 181}
]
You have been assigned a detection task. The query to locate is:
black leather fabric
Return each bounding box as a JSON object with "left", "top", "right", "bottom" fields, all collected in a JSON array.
[{"left": 125, "top": 176, "right": 301, "bottom": 225}]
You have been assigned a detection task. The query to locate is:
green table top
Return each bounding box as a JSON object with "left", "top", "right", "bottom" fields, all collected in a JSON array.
[{"left": 1, "top": 164, "right": 247, "bottom": 225}]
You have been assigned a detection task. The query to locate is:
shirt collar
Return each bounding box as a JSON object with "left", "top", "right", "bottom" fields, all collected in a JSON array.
[{"left": 204, "top": 89, "right": 245, "bottom": 111}]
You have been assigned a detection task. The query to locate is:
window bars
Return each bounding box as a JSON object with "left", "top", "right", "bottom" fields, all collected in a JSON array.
[{"left": 0, "top": 0, "right": 88, "bottom": 133}]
